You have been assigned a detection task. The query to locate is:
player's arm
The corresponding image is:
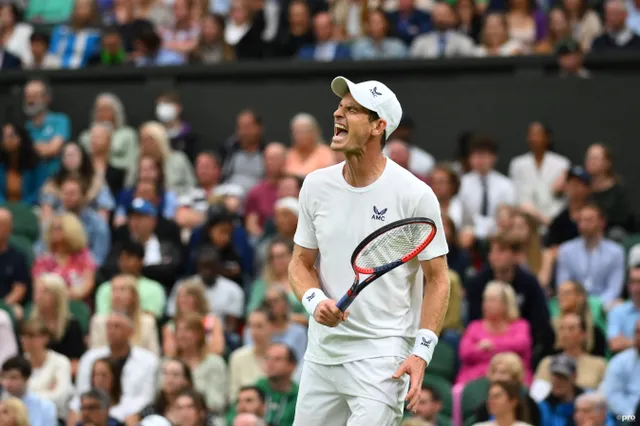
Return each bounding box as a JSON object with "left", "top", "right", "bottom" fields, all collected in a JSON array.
[{"left": 418, "top": 255, "right": 450, "bottom": 348}]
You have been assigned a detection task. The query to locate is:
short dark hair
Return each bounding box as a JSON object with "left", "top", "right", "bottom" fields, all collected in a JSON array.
[
  {"left": 30, "top": 31, "right": 50, "bottom": 45},
  {"left": 489, "top": 233, "right": 520, "bottom": 252},
  {"left": 197, "top": 151, "right": 221, "bottom": 167},
  {"left": 2, "top": 356, "right": 32, "bottom": 379},
  {"left": 469, "top": 136, "right": 499, "bottom": 155},
  {"left": 61, "top": 173, "right": 87, "bottom": 194},
  {"left": 421, "top": 384, "right": 442, "bottom": 403},
  {"left": 238, "top": 109, "right": 263, "bottom": 126},
  {"left": 158, "top": 90, "right": 181, "bottom": 104},
  {"left": 120, "top": 239, "right": 145, "bottom": 259},
  {"left": 581, "top": 202, "right": 606, "bottom": 220},
  {"left": 134, "top": 22, "right": 161, "bottom": 51},
  {"left": 238, "top": 385, "right": 266, "bottom": 403},
  {"left": 102, "top": 25, "right": 121, "bottom": 37},
  {"left": 81, "top": 388, "right": 111, "bottom": 409},
  {"left": 271, "top": 343, "right": 297, "bottom": 365}
]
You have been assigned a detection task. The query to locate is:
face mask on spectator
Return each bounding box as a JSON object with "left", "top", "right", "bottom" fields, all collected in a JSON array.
[
  {"left": 156, "top": 102, "right": 177, "bottom": 123},
  {"left": 23, "top": 101, "right": 46, "bottom": 117}
]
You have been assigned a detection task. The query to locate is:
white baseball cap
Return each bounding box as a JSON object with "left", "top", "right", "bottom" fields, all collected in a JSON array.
[{"left": 331, "top": 76, "right": 403, "bottom": 140}]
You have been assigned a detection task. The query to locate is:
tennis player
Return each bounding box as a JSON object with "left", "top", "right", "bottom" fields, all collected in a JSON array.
[{"left": 289, "top": 76, "right": 451, "bottom": 425}]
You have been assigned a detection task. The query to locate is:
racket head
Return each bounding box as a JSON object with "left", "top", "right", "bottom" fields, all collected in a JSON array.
[{"left": 350, "top": 217, "right": 437, "bottom": 275}]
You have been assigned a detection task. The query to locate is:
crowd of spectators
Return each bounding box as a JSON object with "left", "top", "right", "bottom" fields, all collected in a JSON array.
[{"left": 0, "top": 74, "right": 640, "bottom": 426}]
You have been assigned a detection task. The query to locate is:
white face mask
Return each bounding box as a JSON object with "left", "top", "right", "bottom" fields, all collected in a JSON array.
[{"left": 156, "top": 102, "right": 178, "bottom": 123}]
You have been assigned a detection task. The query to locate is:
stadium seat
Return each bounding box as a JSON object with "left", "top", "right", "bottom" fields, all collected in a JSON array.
[
  {"left": 9, "top": 234, "right": 35, "bottom": 268},
  {"left": 423, "top": 374, "right": 453, "bottom": 417},
  {"left": 69, "top": 300, "right": 92, "bottom": 335},
  {"left": 3, "top": 202, "right": 39, "bottom": 243},
  {"left": 464, "top": 415, "right": 477, "bottom": 426},
  {"left": 623, "top": 233, "right": 640, "bottom": 262},
  {"left": 428, "top": 341, "right": 457, "bottom": 382},
  {"left": 548, "top": 296, "right": 607, "bottom": 333},
  {"left": 461, "top": 377, "right": 490, "bottom": 421},
  {"left": 436, "top": 414, "right": 453, "bottom": 426}
]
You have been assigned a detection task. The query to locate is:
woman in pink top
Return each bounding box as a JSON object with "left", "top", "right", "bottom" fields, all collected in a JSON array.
[
  {"left": 284, "top": 113, "right": 335, "bottom": 178},
  {"left": 32, "top": 213, "right": 97, "bottom": 302},
  {"left": 457, "top": 280, "right": 533, "bottom": 386}
]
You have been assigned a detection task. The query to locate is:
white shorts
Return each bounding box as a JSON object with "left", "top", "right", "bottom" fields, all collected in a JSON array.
[{"left": 293, "top": 357, "right": 410, "bottom": 426}]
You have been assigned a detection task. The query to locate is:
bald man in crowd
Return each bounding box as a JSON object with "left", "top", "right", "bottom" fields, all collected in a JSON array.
[{"left": 387, "top": 139, "right": 428, "bottom": 182}]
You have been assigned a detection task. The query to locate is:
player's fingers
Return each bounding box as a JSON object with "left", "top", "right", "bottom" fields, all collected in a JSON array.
[
  {"left": 392, "top": 363, "right": 408, "bottom": 379},
  {"left": 406, "top": 372, "right": 421, "bottom": 407},
  {"left": 407, "top": 384, "right": 422, "bottom": 411},
  {"left": 342, "top": 310, "right": 350, "bottom": 321},
  {"left": 327, "top": 304, "right": 343, "bottom": 319}
]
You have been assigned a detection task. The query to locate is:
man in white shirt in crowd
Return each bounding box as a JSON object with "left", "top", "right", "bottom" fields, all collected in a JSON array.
[{"left": 410, "top": 2, "right": 475, "bottom": 58}]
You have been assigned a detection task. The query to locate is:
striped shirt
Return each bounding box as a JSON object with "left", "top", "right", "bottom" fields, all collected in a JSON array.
[{"left": 49, "top": 25, "right": 101, "bottom": 69}]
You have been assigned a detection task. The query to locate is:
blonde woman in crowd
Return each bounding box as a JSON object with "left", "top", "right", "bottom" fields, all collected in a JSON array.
[
  {"left": 284, "top": 113, "right": 335, "bottom": 178},
  {"left": 0, "top": 398, "right": 29, "bottom": 426},
  {"left": 508, "top": 210, "right": 542, "bottom": 276},
  {"left": 30, "top": 273, "right": 86, "bottom": 374},
  {"left": 32, "top": 213, "right": 97, "bottom": 302},
  {"left": 473, "top": 380, "right": 533, "bottom": 426},
  {"left": 163, "top": 278, "right": 225, "bottom": 357},
  {"left": 89, "top": 274, "right": 160, "bottom": 355}
]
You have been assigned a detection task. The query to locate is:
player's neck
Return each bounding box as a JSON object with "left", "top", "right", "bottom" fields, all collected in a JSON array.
[{"left": 343, "top": 150, "right": 386, "bottom": 188}]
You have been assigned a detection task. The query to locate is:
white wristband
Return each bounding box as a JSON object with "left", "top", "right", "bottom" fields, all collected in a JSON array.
[
  {"left": 412, "top": 329, "right": 439, "bottom": 365},
  {"left": 302, "top": 288, "right": 328, "bottom": 316}
]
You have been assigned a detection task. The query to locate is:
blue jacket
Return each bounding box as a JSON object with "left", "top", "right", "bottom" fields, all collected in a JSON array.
[
  {"left": 298, "top": 43, "right": 351, "bottom": 61},
  {"left": 0, "top": 164, "right": 47, "bottom": 206},
  {"left": 539, "top": 388, "right": 583, "bottom": 426},
  {"left": 387, "top": 9, "right": 432, "bottom": 46}
]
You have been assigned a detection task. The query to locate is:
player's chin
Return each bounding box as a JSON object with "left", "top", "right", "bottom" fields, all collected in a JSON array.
[{"left": 330, "top": 135, "right": 349, "bottom": 150}]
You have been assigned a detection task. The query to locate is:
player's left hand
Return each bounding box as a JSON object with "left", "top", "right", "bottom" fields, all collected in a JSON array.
[{"left": 392, "top": 354, "right": 427, "bottom": 413}]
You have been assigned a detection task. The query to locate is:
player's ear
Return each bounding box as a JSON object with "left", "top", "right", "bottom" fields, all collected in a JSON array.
[{"left": 371, "top": 118, "right": 387, "bottom": 139}]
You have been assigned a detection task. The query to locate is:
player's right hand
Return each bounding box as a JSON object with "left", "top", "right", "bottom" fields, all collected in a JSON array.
[{"left": 314, "top": 299, "right": 349, "bottom": 327}]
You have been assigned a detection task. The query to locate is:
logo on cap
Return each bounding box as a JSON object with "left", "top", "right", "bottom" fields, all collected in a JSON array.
[{"left": 370, "top": 87, "right": 382, "bottom": 98}]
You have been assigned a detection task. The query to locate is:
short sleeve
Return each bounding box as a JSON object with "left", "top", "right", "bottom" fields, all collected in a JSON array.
[
  {"left": 413, "top": 188, "right": 449, "bottom": 261},
  {"left": 54, "top": 114, "right": 71, "bottom": 140},
  {"left": 293, "top": 178, "right": 318, "bottom": 249}
]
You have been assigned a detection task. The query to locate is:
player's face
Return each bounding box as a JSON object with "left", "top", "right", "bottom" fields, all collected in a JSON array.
[{"left": 332, "top": 93, "right": 380, "bottom": 154}]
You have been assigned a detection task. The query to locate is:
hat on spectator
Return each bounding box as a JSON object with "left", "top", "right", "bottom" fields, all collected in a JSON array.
[
  {"left": 550, "top": 354, "right": 577, "bottom": 378},
  {"left": 128, "top": 198, "right": 157, "bottom": 216},
  {"left": 139, "top": 415, "right": 172, "bottom": 426},
  {"left": 628, "top": 243, "right": 640, "bottom": 268},
  {"left": 556, "top": 38, "right": 582, "bottom": 56},
  {"left": 275, "top": 197, "right": 299, "bottom": 217},
  {"left": 331, "top": 76, "right": 403, "bottom": 140},
  {"left": 567, "top": 165, "right": 591, "bottom": 186}
]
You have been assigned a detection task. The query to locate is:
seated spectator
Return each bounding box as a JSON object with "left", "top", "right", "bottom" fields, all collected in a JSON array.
[
  {"left": 133, "top": 21, "right": 186, "bottom": 66},
  {"left": 29, "top": 273, "right": 85, "bottom": 371},
  {"left": 386, "top": 139, "right": 427, "bottom": 181},
  {"left": 411, "top": 2, "right": 475, "bottom": 58},
  {"left": 255, "top": 197, "right": 298, "bottom": 271},
  {"left": 473, "top": 380, "right": 534, "bottom": 426},
  {"left": 135, "top": 0, "right": 173, "bottom": 28},
  {"left": 428, "top": 164, "right": 466, "bottom": 230},
  {"left": 88, "top": 26, "right": 128, "bottom": 67},
  {"left": 352, "top": 9, "right": 408, "bottom": 60},
  {"left": 387, "top": 0, "right": 431, "bottom": 46},
  {"left": 174, "top": 390, "right": 210, "bottom": 426},
  {"left": 251, "top": 344, "right": 297, "bottom": 426},
  {"left": 505, "top": 0, "right": 545, "bottom": 54},
  {"left": 538, "top": 354, "right": 585, "bottom": 426},
  {"left": 20, "top": 319, "right": 73, "bottom": 419},
  {"left": 0, "top": 4, "right": 33, "bottom": 64},
  {"left": 101, "top": 0, "right": 148, "bottom": 51},
  {"left": 271, "top": 0, "right": 314, "bottom": 57},
  {"left": 573, "top": 393, "right": 612, "bottom": 426},
  {"left": 607, "top": 265, "right": 640, "bottom": 353},
  {"left": 79, "top": 93, "right": 139, "bottom": 185},
  {"left": 77, "top": 388, "right": 123, "bottom": 426},
  {"left": 284, "top": 114, "right": 334, "bottom": 179},
  {"left": 33, "top": 213, "right": 97, "bottom": 302},
  {"left": 96, "top": 241, "right": 166, "bottom": 319},
  {"left": 190, "top": 13, "right": 236, "bottom": 64},
  {"left": 532, "top": 313, "right": 607, "bottom": 400},
  {"left": 0, "top": 398, "right": 29, "bottom": 426},
  {"left": 72, "top": 311, "right": 159, "bottom": 421},
  {"left": 557, "top": 37, "right": 591, "bottom": 78},
  {"left": 475, "top": 13, "right": 523, "bottom": 56},
  {"left": 159, "top": 0, "right": 201, "bottom": 61},
  {"left": 602, "top": 318, "right": 640, "bottom": 417},
  {"left": 86, "top": 124, "right": 128, "bottom": 202},
  {"left": 0, "top": 45, "right": 21, "bottom": 70},
  {"left": 0, "top": 122, "right": 46, "bottom": 206},
  {"left": 563, "top": 0, "right": 602, "bottom": 51},
  {"left": 69, "top": 358, "right": 125, "bottom": 424},
  {"left": 457, "top": 0, "right": 483, "bottom": 42},
  {"left": 155, "top": 91, "right": 199, "bottom": 163},
  {"left": 49, "top": 0, "right": 101, "bottom": 69},
  {"left": 224, "top": 0, "right": 266, "bottom": 60},
  {"left": 412, "top": 384, "right": 443, "bottom": 424},
  {"left": 555, "top": 203, "right": 625, "bottom": 309},
  {"left": 0, "top": 208, "right": 30, "bottom": 321},
  {"left": 592, "top": 0, "right": 640, "bottom": 51},
  {"left": 228, "top": 310, "right": 271, "bottom": 401},
  {"left": 1, "top": 356, "right": 57, "bottom": 426},
  {"left": 231, "top": 386, "right": 266, "bottom": 423},
  {"left": 24, "top": 79, "right": 71, "bottom": 179},
  {"left": 25, "top": 0, "right": 73, "bottom": 24},
  {"left": 330, "top": 0, "right": 369, "bottom": 39},
  {"left": 298, "top": 12, "right": 350, "bottom": 61},
  {"left": 385, "top": 116, "right": 436, "bottom": 177},
  {"left": 536, "top": 8, "right": 572, "bottom": 53},
  {"left": 164, "top": 279, "right": 225, "bottom": 357},
  {"left": 90, "top": 274, "right": 160, "bottom": 355},
  {"left": 25, "top": 31, "right": 62, "bottom": 69},
  {"left": 508, "top": 210, "right": 542, "bottom": 276}
]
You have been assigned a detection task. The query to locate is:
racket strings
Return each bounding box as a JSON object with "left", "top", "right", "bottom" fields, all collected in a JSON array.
[{"left": 356, "top": 223, "right": 434, "bottom": 269}]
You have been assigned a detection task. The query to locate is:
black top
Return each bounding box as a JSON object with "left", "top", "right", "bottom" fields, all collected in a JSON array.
[
  {"left": 591, "top": 32, "right": 640, "bottom": 53},
  {"left": 48, "top": 318, "right": 86, "bottom": 360},
  {"left": 0, "top": 245, "right": 31, "bottom": 300},
  {"left": 545, "top": 208, "right": 579, "bottom": 248},
  {"left": 592, "top": 183, "right": 635, "bottom": 231}
]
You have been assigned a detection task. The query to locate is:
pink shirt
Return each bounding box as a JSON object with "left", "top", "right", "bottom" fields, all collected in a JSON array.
[
  {"left": 32, "top": 248, "right": 97, "bottom": 291},
  {"left": 456, "top": 319, "right": 533, "bottom": 386},
  {"left": 284, "top": 144, "right": 335, "bottom": 178},
  {"left": 245, "top": 180, "right": 279, "bottom": 227}
]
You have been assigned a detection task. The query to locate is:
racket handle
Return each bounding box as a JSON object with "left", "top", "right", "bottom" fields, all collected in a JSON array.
[{"left": 336, "top": 294, "right": 355, "bottom": 312}]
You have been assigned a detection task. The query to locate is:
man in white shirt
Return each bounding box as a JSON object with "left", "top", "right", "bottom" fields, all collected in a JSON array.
[{"left": 289, "top": 76, "right": 450, "bottom": 425}]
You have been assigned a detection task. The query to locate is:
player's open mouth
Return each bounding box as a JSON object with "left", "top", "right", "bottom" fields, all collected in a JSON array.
[{"left": 334, "top": 123, "right": 348, "bottom": 140}]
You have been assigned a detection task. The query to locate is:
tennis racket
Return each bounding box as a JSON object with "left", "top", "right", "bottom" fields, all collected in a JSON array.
[{"left": 336, "top": 217, "right": 437, "bottom": 312}]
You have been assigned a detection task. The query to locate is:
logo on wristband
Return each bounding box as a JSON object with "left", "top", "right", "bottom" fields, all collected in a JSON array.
[
  {"left": 420, "top": 337, "right": 432, "bottom": 348},
  {"left": 306, "top": 293, "right": 316, "bottom": 302}
]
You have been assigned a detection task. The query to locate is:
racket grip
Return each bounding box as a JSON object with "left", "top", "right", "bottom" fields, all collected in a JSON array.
[{"left": 336, "top": 294, "right": 355, "bottom": 312}]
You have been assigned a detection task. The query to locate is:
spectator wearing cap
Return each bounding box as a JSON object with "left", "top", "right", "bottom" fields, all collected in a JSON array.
[
  {"left": 76, "top": 389, "right": 122, "bottom": 426},
  {"left": 255, "top": 197, "right": 299, "bottom": 272},
  {"left": 133, "top": 21, "right": 185, "bottom": 66},
  {"left": 24, "top": 31, "right": 61, "bottom": 69},
  {"left": 556, "top": 38, "right": 591, "bottom": 78},
  {"left": 602, "top": 319, "right": 640, "bottom": 417},
  {"left": 298, "top": 12, "right": 351, "bottom": 61},
  {"left": 555, "top": 203, "right": 625, "bottom": 309},
  {"left": 387, "top": 0, "right": 431, "bottom": 47},
  {"left": 351, "top": 9, "right": 408, "bottom": 60},
  {"left": 155, "top": 91, "right": 199, "bottom": 164},
  {"left": 537, "top": 354, "right": 584, "bottom": 426},
  {"left": 573, "top": 393, "right": 612, "bottom": 426},
  {"left": 607, "top": 265, "right": 640, "bottom": 353},
  {"left": 592, "top": 0, "right": 640, "bottom": 51},
  {"left": 48, "top": 0, "right": 102, "bottom": 69},
  {"left": 410, "top": 2, "right": 475, "bottom": 58},
  {"left": 88, "top": 26, "right": 127, "bottom": 67}
]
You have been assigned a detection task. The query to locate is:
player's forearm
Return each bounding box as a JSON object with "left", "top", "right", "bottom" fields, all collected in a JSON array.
[
  {"left": 420, "top": 273, "right": 450, "bottom": 333},
  {"left": 288, "top": 255, "right": 321, "bottom": 302}
]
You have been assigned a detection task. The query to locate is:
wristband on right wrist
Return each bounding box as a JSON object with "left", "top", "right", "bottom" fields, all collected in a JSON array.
[{"left": 302, "top": 288, "right": 328, "bottom": 316}]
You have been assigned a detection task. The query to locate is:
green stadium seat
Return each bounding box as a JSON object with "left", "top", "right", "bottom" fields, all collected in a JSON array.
[
  {"left": 436, "top": 414, "right": 453, "bottom": 426},
  {"left": 423, "top": 374, "right": 452, "bottom": 417},
  {"left": 3, "top": 202, "right": 39, "bottom": 243},
  {"left": 69, "top": 300, "right": 92, "bottom": 335},
  {"left": 9, "top": 234, "right": 34, "bottom": 267},
  {"left": 428, "top": 342, "right": 456, "bottom": 382},
  {"left": 461, "top": 377, "right": 490, "bottom": 421},
  {"left": 548, "top": 296, "right": 607, "bottom": 333},
  {"left": 464, "top": 415, "right": 478, "bottom": 426},
  {"left": 623, "top": 233, "right": 640, "bottom": 263}
]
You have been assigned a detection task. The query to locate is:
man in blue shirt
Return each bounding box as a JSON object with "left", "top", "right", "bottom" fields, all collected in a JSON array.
[
  {"left": 24, "top": 79, "right": 71, "bottom": 178},
  {"left": 607, "top": 265, "right": 640, "bottom": 353},
  {"left": 1, "top": 356, "right": 57, "bottom": 426},
  {"left": 602, "top": 319, "right": 640, "bottom": 417}
]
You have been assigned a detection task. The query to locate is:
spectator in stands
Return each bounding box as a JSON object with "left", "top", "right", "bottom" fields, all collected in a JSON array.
[
  {"left": 508, "top": 210, "right": 542, "bottom": 276},
  {"left": 191, "top": 13, "right": 235, "bottom": 64},
  {"left": 629, "top": 0, "right": 640, "bottom": 34},
  {"left": 176, "top": 152, "right": 223, "bottom": 231},
  {"left": 505, "top": 0, "right": 545, "bottom": 54},
  {"left": 536, "top": 8, "right": 572, "bottom": 53},
  {"left": 0, "top": 398, "right": 29, "bottom": 426},
  {"left": 413, "top": 384, "right": 443, "bottom": 424},
  {"left": 0, "top": 208, "right": 29, "bottom": 319},
  {"left": 228, "top": 310, "right": 271, "bottom": 401},
  {"left": 90, "top": 274, "right": 160, "bottom": 354},
  {"left": 26, "top": 0, "right": 74, "bottom": 24},
  {"left": 459, "top": 137, "right": 516, "bottom": 242},
  {"left": 386, "top": 139, "right": 425, "bottom": 180},
  {"left": 573, "top": 393, "right": 610, "bottom": 426},
  {"left": 77, "top": 388, "right": 122, "bottom": 426},
  {"left": 457, "top": 0, "right": 483, "bottom": 42},
  {"left": 607, "top": 265, "right": 640, "bottom": 353},
  {"left": 0, "top": 44, "right": 21, "bottom": 69},
  {"left": 538, "top": 354, "right": 584, "bottom": 425},
  {"left": 352, "top": 9, "right": 408, "bottom": 59},
  {"left": 556, "top": 37, "right": 591, "bottom": 78},
  {"left": 255, "top": 197, "right": 298, "bottom": 270},
  {"left": 174, "top": 390, "right": 209, "bottom": 426},
  {"left": 29, "top": 273, "right": 85, "bottom": 371},
  {"left": 272, "top": 0, "right": 314, "bottom": 57},
  {"left": 429, "top": 164, "right": 465, "bottom": 229},
  {"left": 256, "top": 343, "right": 298, "bottom": 426},
  {"left": 87, "top": 123, "right": 128, "bottom": 201},
  {"left": 298, "top": 12, "right": 350, "bottom": 61},
  {"left": 585, "top": 143, "right": 634, "bottom": 233},
  {"left": 330, "top": 0, "right": 368, "bottom": 39},
  {"left": 24, "top": 31, "right": 61, "bottom": 69},
  {"left": 602, "top": 318, "right": 640, "bottom": 417},
  {"left": 556, "top": 203, "right": 625, "bottom": 309},
  {"left": 133, "top": 21, "right": 186, "bottom": 66},
  {"left": 411, "top": 2, "right": 475, "bottom": 58},
  {"left": 563, "top": 0, "right": 602, "bottom": 51},
  {"left": 88, "top": 26, "right": 128, "bottom": 67},
  {"left": 74, "top": 310, "right": 159, "bottom": 420},
  {"left": 160, "top": 0, "right": 202, "bottom": 61},
  {"left": 135, "top": 0, "right": 173, "bottom": 28},
  {"left": 96, "top": 241, "right": 166, "bottom": 319},
  {"left": 385, "top": 116, "right": 436, "bottom": 177},
  {"left": 0, "top": 4, "right": 33, "bottom": 64},
  {"left": 221, "top": 109, "right": 266, "bottom": 194},
  {"left": 592, "top": 0, "right": 640, "bottom": 51},
  {"left": 20, "top": 319, "right": 73, "bottom": 419},
  {"left": 79, "top": 93, "right": 139, "bottom": 185},
  {"left": 284, "top": 113, "right": 334, "bottom": 178},
  {"left": 155, "top": 91, "right": 199, "bottom": 163},
  {"left": 475, "top": 13, "right": 523, "bottom": 56},
  {"left": 233, "top": 386, "right": 266, "bottom": 421},
  {"left": 69, "top": 358, "right": 124, "bottom": 424},
  {"left": 387, "top": 0, "right": 431, "bottom": 46},
  {"left": 224, "top": 0, "right": 266, "bottom": 59},
  {"left": 533, "top": 313, "right": 607, "bottom": 399},
  {"left": 1, "top": 356, "right": 57, "bottom": 426},
  {"left": 33, "top": 213, "right": 97, "bottom": 301},
  {"left": 49, "top": 0, "right": 102, "bottom": 69},
  {"left": 24, "top": 79, "right": 71, "bottom": 179},
  {"left": 473, "top": 380, "right": 533, "bottom": 426}
]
